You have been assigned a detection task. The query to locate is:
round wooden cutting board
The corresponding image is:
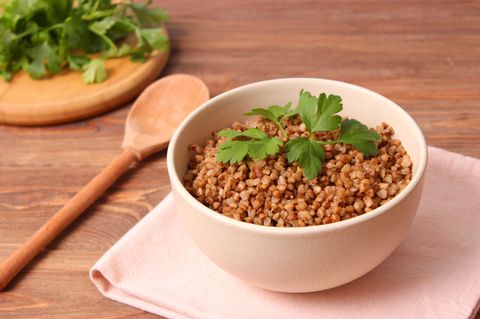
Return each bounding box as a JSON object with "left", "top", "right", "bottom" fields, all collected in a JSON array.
[{"left": 0, "top": 47, "right": 169, "bottom": 126}]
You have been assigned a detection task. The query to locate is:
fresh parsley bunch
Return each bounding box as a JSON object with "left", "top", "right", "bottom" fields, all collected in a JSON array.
[
  {"left": 0, "top": 0, "right": 169, "bottom": 84},
  {"left": 217, "top": 90, "right": 382, "bottom": 179}
]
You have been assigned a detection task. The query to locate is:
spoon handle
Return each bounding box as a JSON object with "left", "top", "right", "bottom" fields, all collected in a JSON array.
[{"left": 0, "top": 148, "right": 139, "bottom": 291}]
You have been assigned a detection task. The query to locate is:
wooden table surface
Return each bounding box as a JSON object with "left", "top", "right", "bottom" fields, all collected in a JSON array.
[{"left": 1, "top": 0, "right": 479, "bottom": 318}]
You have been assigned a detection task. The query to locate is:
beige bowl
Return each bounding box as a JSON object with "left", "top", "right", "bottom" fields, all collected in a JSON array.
[{"left": 167, "top": 78, "right": 427, "bottom": 293}]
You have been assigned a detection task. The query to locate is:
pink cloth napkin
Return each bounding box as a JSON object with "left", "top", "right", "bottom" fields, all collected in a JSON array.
[{"left": 90, "top": 147, "right": 480, "bottom": 319}]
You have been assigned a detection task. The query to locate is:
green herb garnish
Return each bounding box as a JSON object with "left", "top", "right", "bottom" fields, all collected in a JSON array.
[
  {"left": 0, "top": 0, "right": 169, "bottom": 84},
  {"left": 217, "top": 128, "right": 283, "bottom": 164},
  {"left": 216, "top": 90, "right": 382, "bottom": 179},
  {"left": 295, "top": 90, "right": 342, "bottom": 133},
  {"left": 284, "top": 90, "right": 381, "bottom": 178},
  {"left": 243, "top": 102, "right": 293, "bottom": 137},
  {"left": 337, "top": 119, "right": 383, "bottom": 157},
  {"left": 284, "top": 137, "right": 325, "bottom": 180}
]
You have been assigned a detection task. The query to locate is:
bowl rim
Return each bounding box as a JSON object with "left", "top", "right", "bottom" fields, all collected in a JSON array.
[{"left": 167, "top": 77, "right": 428, "bottom": 235}]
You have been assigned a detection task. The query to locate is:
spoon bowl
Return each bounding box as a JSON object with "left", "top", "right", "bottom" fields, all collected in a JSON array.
[{"left": 123, "top": 74, "right": 210, "bottom": 159}]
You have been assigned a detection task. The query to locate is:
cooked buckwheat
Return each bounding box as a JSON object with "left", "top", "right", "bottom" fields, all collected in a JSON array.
[{"left": 183, "top": 117, "right": 412, "bottom": 227}]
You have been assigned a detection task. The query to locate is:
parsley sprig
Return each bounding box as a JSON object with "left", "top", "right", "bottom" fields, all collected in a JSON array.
[
  {"left": 0, "top": 0, "right": 169, "bottom": 84},
  {"left": 217, "top": 128, "right": 283, "bottom": 164},
  {"left": 216, "top": 90, "right": 381, "bottom": 179},
  {"left": 284, "top": 90, "right": 381, "bottom": 178}
]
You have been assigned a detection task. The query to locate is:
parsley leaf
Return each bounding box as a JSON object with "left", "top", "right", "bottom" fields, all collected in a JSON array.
[
  {"left": 89, "top": 17, "right": 117, "bottom": 36},
  {"left": 67, "top": 55, "right": 91, "bottom": 70},
  {"left": 218, "top": 128, "right": 268, "bottom": 140},
  {"left": 244, "top": 102, "right": 292, "bottom": 120},
  {"left": 217, "top": 140, "right": 249, "bottom": 164},
  {"left": 26, "top": 41, "right": 61, "bottom": 79},
  {"left": 130, "top": 48, "right": 149, "bottom": 62},
  {"left": 217, "top": 129, "right": 283, "bottom": 164},
  {"left": 285, "top": 137, "right": 325, "bottom": 179},
  {"left": 244, "top": 102, "right": 292, "bottom": 136},
  {"left": 312, "top": 93, "right": 343, "bottom": 132},
  {"left": 248, "top": 137, "right": 283, "bottom": 160},
  {"left": 0, "top": 71, "right": 12, "bottom": 81},
  {"left": 82, "top": 58, "right": 107, "bottom": 84},
  {"left": 89, "top": 17, "right": 118, "bottom": 55},
  {"left": 130, "top": 3, "right": 168, "bottom": 27},
  {"left": 338, "top": 119, "right": 381, "bottom": 156},
  {"left": 139, "top": 29, "right": 169, "bottom": 51},
  {"left": 64, "top": 16, "right": 106, "bottom": 53},
  {"left": 295, "top": 90, "right": 318, "bottom": 133},
  {"left": 113, "top": 43, "right": 133, "bottom": 57},
  {"left": 294, "top": 90, "right": 343, "bottom": 133}
]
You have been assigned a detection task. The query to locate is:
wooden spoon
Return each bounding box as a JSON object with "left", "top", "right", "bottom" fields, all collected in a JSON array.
[{"left": 0, "top": 74, "right": 209, "bottom": 291}]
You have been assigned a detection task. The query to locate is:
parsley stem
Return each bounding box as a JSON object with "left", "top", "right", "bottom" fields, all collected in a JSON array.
[
  {"left": 47, "top": 24, "right": 64, "bottom": 31},
  {"left": 279, "top": 126, "right": 288, "bottom": 139},
  {"left": 17, "top": 23, "right": 64, "bottom": 40}
]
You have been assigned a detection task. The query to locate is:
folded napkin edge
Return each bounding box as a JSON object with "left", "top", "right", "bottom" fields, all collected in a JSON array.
[{"left": 90, "top": 268, "right": 204, "bottom": 319}]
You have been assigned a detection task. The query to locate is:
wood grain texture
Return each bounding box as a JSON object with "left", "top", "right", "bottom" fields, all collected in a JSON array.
[
  {"left": 0, "top": 0, "right": 479, "bottom": 318},
  {"left": 0, "top": 148, "right": 138, "bottom": 291}
]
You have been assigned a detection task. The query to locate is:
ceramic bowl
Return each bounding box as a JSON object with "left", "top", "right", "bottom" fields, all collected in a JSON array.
[{"left": 167, "top": 78, "right": 427, "bottom": 293}]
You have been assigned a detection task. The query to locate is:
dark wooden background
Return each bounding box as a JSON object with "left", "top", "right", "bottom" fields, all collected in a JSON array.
[{"left": 1, "top": 0, "right": 479, "bottom": 318}]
